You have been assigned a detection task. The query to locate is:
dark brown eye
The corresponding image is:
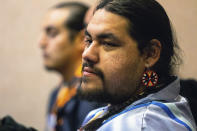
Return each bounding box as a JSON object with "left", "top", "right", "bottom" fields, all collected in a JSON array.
[
  {"left": 45, "top": 26, "right": 58, "bottom": 38},
  {"left": 103, "top": 42, "right": 116, "bottom": 47},
  {"left": 48, "top": 30, "right": 58, "bottom": 38}
]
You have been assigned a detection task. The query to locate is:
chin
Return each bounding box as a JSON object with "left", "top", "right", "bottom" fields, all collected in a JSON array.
[
  {"left": 78, "top": 86, "right": 109, "bottom": 103},
  {"left": 78, "top": 82, "right": 130, "bottom": 105},
  {"left": 44, "top": 64, "right": 59, "bottom": 72}
]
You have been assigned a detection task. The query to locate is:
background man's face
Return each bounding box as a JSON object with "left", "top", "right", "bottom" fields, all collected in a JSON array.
[
  {"left": 39, "top": 9, "right": 76, "bottom": 71},
  {"left": 80, "top": 9, "right": 146, "bottom": 104}
]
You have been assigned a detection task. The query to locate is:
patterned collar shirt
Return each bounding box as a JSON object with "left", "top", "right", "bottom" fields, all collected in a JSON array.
[{"left": 82, "top": 78, "right": 196, "bottom": 131}]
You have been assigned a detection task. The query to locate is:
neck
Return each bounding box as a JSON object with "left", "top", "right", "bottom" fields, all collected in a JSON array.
[{"left": 61, "top": 58, "right": 82, "bottom": 82}]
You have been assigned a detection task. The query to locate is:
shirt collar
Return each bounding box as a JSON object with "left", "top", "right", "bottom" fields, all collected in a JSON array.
[{"left": 131, "top": 77, "right": 180, "bottom": 106}]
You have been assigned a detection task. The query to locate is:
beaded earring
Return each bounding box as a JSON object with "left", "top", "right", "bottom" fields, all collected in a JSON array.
[{"left": 141, "top": 69, "right": 158, "bottom": 88}]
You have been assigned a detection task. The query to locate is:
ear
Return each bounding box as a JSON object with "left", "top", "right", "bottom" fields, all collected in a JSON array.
[
  {"left": 143, "top": 39, "right": 162, "bottom": 68},
  {"left": 73, "top": 30, "right": 85, "bottom": 52}
]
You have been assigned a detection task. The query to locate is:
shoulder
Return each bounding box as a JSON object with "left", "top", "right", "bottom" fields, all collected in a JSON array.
[
  {"left": 98, "top": 101, "right": 196, "bottom": 131},
  {"left": 142, "top": 101, "right": 195, "bottom": 131},
  {"left": 47, "top": 87, "right": 60, "bottom": 112}
]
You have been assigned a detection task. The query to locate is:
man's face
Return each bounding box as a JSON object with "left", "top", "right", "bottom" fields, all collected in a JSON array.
[
  {"left": 79, "top": 9, "right": 146, "bottom": 104},
  {"left": 39, "top": 9, "right": 77, "bottom": 71}
]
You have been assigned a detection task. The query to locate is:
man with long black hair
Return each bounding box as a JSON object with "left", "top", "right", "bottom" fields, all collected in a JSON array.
[{"left": 78, "top": 0, "right": 196, "bottom": 130}]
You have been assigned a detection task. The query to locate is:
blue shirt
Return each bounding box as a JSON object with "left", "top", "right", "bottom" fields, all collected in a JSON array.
[{"left": 82, "top": 78, "right": 196, "bottom": 131}]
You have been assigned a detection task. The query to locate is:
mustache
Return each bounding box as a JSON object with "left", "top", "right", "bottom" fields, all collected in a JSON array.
[{"left": 82, "top": 62, "right": 104, "bottom": 81}]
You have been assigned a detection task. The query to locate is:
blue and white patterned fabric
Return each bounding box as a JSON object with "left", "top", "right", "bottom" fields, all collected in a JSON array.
[{"left": 82, "top": 78, "right": 197, "bottom": 131}]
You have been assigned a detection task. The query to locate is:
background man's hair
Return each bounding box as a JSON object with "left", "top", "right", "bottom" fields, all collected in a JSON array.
[
  {"left": 52, "top": 2, "right": 89, "bottom": 40},
  {"left": 96, "top": 0, "right": 182, "bottom": 80}
]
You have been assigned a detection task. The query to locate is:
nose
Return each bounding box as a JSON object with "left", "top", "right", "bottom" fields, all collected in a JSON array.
[
  {"left": 82, "top": 42, "right": 99, "bottom": 64},
  {"left": 38, "top": 33, "right": 48, "bottom": 49}
]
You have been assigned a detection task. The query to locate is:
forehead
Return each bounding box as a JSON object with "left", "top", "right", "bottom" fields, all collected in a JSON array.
[
  {"left": 42, "top": 9, "right": 70, "bottom": 28},
  {"left": 87, "top": 9, "right": 130, "bottom": 37}
]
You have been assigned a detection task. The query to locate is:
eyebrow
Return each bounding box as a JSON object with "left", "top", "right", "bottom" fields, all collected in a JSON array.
[{"left": 85, "top": 29, "right": 120, "bottom": 42}]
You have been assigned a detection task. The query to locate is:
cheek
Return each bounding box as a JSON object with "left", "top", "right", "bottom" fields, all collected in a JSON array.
[
  {"left": 49, "top": 39, "right": 70, "bottom": 56},
  {"left": 102, "top": 53, "right": 144, "bottom": 93},
  {"left": 50, "top": 33, "right": 69, "bottom": 49},
  {"left": 102, "top": 54, "right": 128, "bottom": 84},
  {"left": 55, "top": 36, "right": 68, "bottom": 48},
  {"left": 103, "top": 52, "right": 130, "bottom": 75}
]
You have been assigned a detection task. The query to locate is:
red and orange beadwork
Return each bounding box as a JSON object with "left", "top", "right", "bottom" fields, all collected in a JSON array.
[{"left": 142, "top": 70, "right": 158, "bottom": 87}]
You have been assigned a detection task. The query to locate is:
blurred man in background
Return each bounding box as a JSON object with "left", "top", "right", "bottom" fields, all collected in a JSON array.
[{"left": 39, "top": 2, "right": 101, "bottom": 131}]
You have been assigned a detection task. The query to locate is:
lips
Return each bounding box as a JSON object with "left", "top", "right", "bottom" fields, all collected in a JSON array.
[{"left": 83, "top": 67, "right": 97, "bottom": 77}]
